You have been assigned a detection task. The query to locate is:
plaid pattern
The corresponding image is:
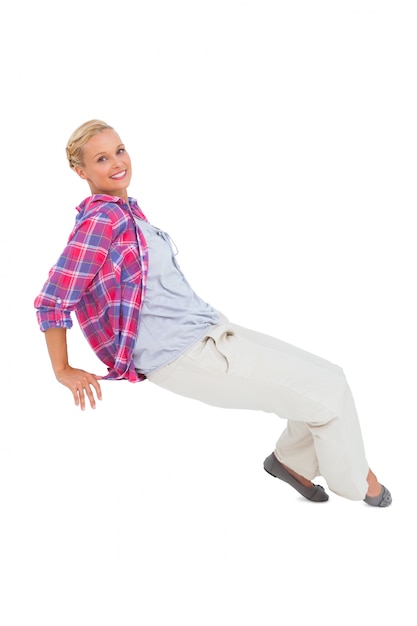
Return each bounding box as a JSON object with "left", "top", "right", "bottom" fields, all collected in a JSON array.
[{"left": 34, "top": 195, "right": 149, "bottom": 382}]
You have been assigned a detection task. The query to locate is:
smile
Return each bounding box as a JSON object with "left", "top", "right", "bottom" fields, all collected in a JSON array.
[{"left": 110, "top": 170, "right": 126, "bottom": 180}]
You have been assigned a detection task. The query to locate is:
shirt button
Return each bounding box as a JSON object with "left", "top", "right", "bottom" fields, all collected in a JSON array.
[
  {"left": 56, "top": 298, "right": 62, "bottom": 304},
  {"left": 56, "top": 322, "right": 61, "bottom": 327}
]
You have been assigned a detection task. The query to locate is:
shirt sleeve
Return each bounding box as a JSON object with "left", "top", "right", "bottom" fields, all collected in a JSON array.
[{"left": 34, "top": 213, "right": 113, "bottom": 331}]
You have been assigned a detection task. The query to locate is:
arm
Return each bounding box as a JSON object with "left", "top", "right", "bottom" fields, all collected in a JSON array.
[
  {"left": 35, "top": 213, "right": 114, "bottom": 332},
  {"left": 44, "top": 327, "right": 103, "bottom": 411},
  {"left": 36, "top": 212, "right": 114, "bottom": 408}
]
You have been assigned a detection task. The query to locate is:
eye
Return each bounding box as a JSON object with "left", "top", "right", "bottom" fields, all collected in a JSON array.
[
  {"left": 97, "top": 156, "right": 107, "bottom": 162},
  {"left": 117, "top": 148, "right": 125, "bottom": 155}
]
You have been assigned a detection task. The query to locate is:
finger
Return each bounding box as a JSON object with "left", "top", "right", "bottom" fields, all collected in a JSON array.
[
  {"left": 84, "top": 383, "right": 98, "bottom": 409},
  {"left": 90, "top": 377, "right": 103, "bottom": 401},
  {"left": 78, "top": 376, "right": 102, "bottom": 407},
  {"left": 73, "top": 380, "right": 100, "bottom": 410},
  {"left": 69, "top": 379, "right": 87, "bottom": 411},
  {"left": 75, "top": 386, "right": 87, "bottom": 411},
  {"left": 72, "top": 388, "right": 80, "bottom": 408}
]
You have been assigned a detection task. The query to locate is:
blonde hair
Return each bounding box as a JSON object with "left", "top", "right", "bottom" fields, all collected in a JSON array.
[{"left": 66, "top": 119, "right": 114, "bottom": 169}]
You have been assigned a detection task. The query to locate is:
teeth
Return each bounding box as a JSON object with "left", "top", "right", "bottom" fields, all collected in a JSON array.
[{"left": 111, "top": 170, "right": 126, "bottom": 179}]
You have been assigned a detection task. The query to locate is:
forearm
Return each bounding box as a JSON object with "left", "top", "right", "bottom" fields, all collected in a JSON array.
[
  {"left": 43, "top": 326, "right": 103, "bottom": 410},
  {"left": 44, "top": 327, "right": 70, "bottom": 376}
]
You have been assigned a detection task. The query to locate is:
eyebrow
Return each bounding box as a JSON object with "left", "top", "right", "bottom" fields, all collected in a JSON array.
[{"left": 92, "top": 144, "right": 125, "bottom": 159}]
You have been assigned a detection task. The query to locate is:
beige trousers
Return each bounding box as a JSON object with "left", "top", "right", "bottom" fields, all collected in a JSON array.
[{"left": 147, "top": 321, "right": 369, "bottom": 500}]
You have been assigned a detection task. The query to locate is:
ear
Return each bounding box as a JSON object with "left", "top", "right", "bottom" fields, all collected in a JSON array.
[{"left": 75, "top": 166, "right": 88, "bottom": 180}]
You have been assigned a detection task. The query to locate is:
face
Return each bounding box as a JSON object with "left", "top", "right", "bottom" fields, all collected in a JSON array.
[{"left": 75, "top": 129, "right": 132, "bottom": 200}]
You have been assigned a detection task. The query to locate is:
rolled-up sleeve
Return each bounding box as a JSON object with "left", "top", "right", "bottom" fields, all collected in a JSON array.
[{"left": 34, "top": 214, "right": 113, "bottom": 331}]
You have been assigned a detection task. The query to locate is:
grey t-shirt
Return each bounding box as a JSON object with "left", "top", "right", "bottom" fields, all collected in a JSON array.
[{"left": 132, "top": 218, "right": 221, "bottom": 375}]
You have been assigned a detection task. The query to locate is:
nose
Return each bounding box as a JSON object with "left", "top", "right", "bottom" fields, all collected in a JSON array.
[{"left": 112, "top": 154, "right": 125, "bottom": 169}]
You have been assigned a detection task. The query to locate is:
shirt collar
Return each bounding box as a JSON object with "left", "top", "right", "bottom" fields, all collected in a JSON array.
[
  {"left": 75, "top": 194, "right": 147, "bottom": 223},
  {"left": 76, "top": 194, "right": 128, "bottom": 212}
]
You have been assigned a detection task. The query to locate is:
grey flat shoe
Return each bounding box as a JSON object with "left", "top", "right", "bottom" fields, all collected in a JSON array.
[
  {"left": 364, "top": 485, "right": 392, "bottom": 507},
  {"left": 263, "top": 452, "right": 329, "bottom": 502}
]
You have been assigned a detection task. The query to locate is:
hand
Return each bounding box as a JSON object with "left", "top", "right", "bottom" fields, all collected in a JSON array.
[{"left": 55, "top": 366, "right": 103, "bottom": 410}]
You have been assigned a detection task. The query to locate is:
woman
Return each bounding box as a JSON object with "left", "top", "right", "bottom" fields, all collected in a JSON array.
[{"left": 34, "top": 119, "right": 392, "bottom": 507}]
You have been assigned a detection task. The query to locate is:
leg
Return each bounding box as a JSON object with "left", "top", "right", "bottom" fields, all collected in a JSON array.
[
  {"left": 276, "top": 384, "right": 370, "bottom": 499},
  {"left": 147, "top": 322, "right": 371, "bottom": 500},
  {"left": 275, "top": 421, "right": 319, "bottom": 479}
]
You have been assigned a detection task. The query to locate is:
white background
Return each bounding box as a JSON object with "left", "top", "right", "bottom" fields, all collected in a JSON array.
[{"left": 1, "top": 1, "right": 415, "bottom": 624}]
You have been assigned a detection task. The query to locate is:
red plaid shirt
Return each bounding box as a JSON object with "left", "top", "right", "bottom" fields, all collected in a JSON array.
[{"left": 34, "top": 195, "right": 149, "bottom": 382}]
